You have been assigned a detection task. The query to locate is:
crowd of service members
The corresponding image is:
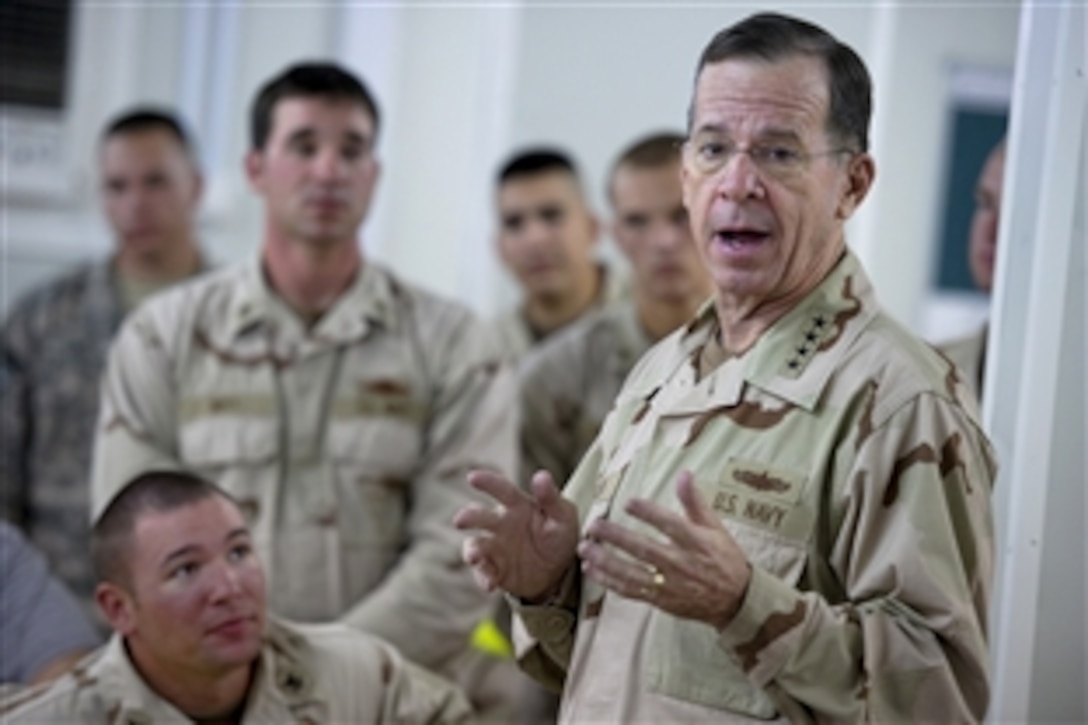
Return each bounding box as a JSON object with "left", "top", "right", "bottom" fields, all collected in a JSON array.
[{"left": 1, "top": 12, "right": 1003, "bottom": 724}]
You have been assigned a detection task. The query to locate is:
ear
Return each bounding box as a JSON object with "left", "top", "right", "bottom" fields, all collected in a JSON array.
[
  {"left": 585, "top": 211, "right": 601, "bottom": 249},
  {"left": 244, "top": 150, "right": 263, "bottom": 190},
  {"left": 836, "top": 153, "right": 875, "bottom": 220},
  {"left": 681, "top": 160, "right": 695, "bottom": 211},
  {"left": 611, "top": 219, "right": 635, "bottom": 259},
  {"left": 190, "top": 169, "right": 205, "bottom": 206},
  {"left": 96, "top": 582, "right": 137, "bottom": 636}
]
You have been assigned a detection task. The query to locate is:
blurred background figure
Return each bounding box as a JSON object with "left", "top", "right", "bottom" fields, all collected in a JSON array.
[
  {"left": 938, "top": 138, "right": 1005, "bottom": 402},
  {"left": 1, "top": 107, "right": 207, "bottom": 621},
  {"left": 0, "top": 521, "right": 100, "bottom": 686},
  {"left": 492, "top": 149, "right": 624, "bottom": 361},
  {"left": 520, "top": 131, "right": 711, "bottom": 490},
  {"left": 515, "top": 131, "right": 711, "bottom": 724}
]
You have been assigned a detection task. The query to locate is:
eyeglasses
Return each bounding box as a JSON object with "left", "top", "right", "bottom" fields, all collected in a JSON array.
[{"left": 682, "top": 138, "right": 854, "bottom": 180}]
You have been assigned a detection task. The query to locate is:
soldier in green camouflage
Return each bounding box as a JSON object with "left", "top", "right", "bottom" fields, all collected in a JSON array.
[
  {"left": 2, "top": 471, "right": 471, "bottom": 723},
  {"left": 456, "top": 12, "right": 995, "bottom": 723},
  {"left": 1, "top": 109, "right": 206, "bottom": 621}
]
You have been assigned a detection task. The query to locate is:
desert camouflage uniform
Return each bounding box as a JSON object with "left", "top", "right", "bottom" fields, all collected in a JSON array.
[
  {"left": 0, "top": 618, "right": 472, "bottom": 723},
  {"left": 938, "top": 324, "right": 988, "bottom": 403},
  {"left": 90, "top": 261, "right": 517, "bottom": 686},
  {"left": 1, "top": 261, "right": 129, "bottom": 613},
  {"left": 513, "top": 251, "right": 996, "bottom": 723},
  {"left": 493, "top": 265, "right": 628, "bottom": 363},
  {"left": 519, "top": 300, "right": 651, "bottom": 488}
]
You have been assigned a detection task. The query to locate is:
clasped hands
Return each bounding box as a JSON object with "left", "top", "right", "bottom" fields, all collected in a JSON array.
[{"left": 452, "top": 469, "right": 751, "bottom": 631}]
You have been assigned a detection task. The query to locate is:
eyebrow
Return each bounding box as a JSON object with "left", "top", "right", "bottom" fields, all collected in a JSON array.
[
  {"left": 284, "top": 128, "right": 371, "bottom": 146},
  {"left": 160, "top": 527, "right": 251, "bottom": 568}
]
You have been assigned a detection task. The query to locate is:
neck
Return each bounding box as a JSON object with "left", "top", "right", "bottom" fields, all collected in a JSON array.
[
  {"left": 635, "top": 289, "right": 708, "bottom": 342},
  {"left": 116, "top": 236, "right": 200, "bottom": 283},
  {"left": 126, "top": 640, "right": 253, "bottom": 722},
  {"left": 714, "top": 296, "right": 795, "bottom": 356},
  {"left": 525, "top": 264, "right": 601, "bottom": 336},
  {"left": 263, "top": 234, "right": 361, "bottom": 325},
  {"left": 715, "top": 248, "right": 843, "bottom": 356}
]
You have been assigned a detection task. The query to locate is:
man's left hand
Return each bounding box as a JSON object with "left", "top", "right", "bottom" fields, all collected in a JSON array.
[{"left": 577, "top": 470, "right": 751, "bottom": 630}]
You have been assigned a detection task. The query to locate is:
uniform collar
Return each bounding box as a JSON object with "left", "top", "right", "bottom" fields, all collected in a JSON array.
[
  {"left": 91, "top": 635, "right": 194, "bottom": 723},
  {"left": 225, "top": 259, "right": 399, "bottom": 343},
  {"left": 90, "top": 620, "right": 327, "bottom": 724},
  {"left": 678, "top": 250, "right": 878, "bottom": 412}
]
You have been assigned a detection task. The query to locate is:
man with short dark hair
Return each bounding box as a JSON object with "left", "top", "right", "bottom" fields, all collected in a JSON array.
[
  {"left": 1, "top": 471, "right": 472, "bottom": 722},
  {"left": 457, "top": 12, "right": 995, "bottom": 722},
  {"left": 1, "top": 107, "right": 206, "bottom": 615},
  {"left": 493, "top": 148, "right": 623, "bottom": 361},
  {"left": 90, "top": 62, "right": 516, "bottom": 713}
]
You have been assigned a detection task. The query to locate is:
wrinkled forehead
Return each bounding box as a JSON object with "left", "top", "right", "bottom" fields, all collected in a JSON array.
[{"left": 689, "top": 55, "right": 831, "bottom": 137}]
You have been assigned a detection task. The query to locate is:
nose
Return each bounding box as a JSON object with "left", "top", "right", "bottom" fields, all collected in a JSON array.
[
  {"left": 714, "top": 150, "right": 764, "bottom": 201},
  {"left": 209, "top": 559, "right": 245, "bottom": 601},
  {"left": 522, "top": 218, "right": 556, "bottom": 250},
  {"left": 652, "top": 220, "right": 686, "bottom": 251},
  {"left": 312, "top": 147, "right": 348, "bottom": 182}
]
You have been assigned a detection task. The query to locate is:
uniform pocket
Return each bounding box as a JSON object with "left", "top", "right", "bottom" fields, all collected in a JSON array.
[
  {"left": 644, "top": 461, "right": 813, "bottom": 717},
  {"left": 325, "top": 381, "right": 425, "bottom": 472},
  {"left": 178, "top": 393, "right": 278, "bottom": 466}
]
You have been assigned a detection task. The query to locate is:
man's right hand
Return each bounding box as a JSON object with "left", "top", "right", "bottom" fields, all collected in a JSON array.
[{"left": 453, "top": 469, "right": 580, "bottom": 602}]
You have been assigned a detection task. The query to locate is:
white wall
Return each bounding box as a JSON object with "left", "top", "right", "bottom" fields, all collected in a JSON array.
[{"left": 3, "top": 1, "right": 1020, "bottom": 326}]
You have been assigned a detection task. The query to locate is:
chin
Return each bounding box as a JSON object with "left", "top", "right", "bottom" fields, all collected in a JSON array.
[{"left": 209, "top": 637, "right": 263, "bottom": 669}]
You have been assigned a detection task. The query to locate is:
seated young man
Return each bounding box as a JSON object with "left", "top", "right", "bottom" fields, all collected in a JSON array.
[{"left": 1, "top": 471, "right": 471, "bottom": 724}]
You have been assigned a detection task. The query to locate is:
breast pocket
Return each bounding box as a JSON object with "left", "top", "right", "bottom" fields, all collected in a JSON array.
[
  {"left": 177, "top": 394, "right": 279, "bottom": 475},
  {"left": 325, "top": 385, "right": 426, "bottom": 549},
  {"left": 174, "top": 393, "right": 280, "bottom": 536},
  {"left": 645, "top": 458, "right": 814, "bottom": 718}
]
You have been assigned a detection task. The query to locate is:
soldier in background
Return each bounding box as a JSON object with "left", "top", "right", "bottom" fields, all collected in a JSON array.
[
  {"left": 89, "top": 62, "right": 516, "bottom": 717},
  {"left": 1, "top": 471, "right": 471, "bottom": 723},
  {"left": 514, "top": 130, "right": 711, "bottom": 725},
  {"left": 1, "top": 108, "right": 207, "bottom": 618},
  {"left": 519, "top": 132, "right": 712, "bottom": 491},
  {"left": 939, "top": 137, "right": 1005, "bottom": 402},
  {"left": 457, "top": 12, "right": 995, "bottom": 722},
  {"left": 492, "top": 149, "right": 625, "bottom": 361}
]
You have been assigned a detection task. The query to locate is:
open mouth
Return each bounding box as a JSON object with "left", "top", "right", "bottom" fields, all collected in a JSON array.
[{"left": 714, "top": 229, "right": 769, "bottom": 247}]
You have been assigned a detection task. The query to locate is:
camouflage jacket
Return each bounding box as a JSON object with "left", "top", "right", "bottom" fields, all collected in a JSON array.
[
  {"left": 493, "top": 265, "right": 628, "bottom": 363},
  {"left": 518, "top": 301, "right": 651, "bottom": 488},
  {"left": 513, "top": 251, "right": 996, "bottom": 723},
  {"left": 0, "top": 618, "right": 472, "bottom": 723},
  {"left": 1, "top": 260, "right": 125, "bottom": 612},
  {"left": 90, "top": 260, "right": 517, "bottom": 678}
]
